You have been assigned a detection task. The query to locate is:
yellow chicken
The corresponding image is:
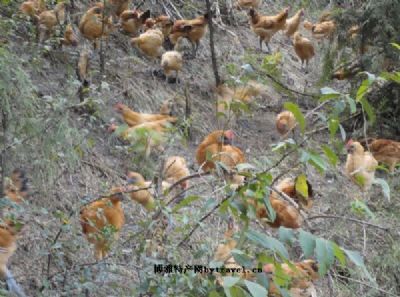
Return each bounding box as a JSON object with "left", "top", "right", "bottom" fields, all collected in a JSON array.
[
  {"left": 293, "top": 32, "right": 315, "bottom": 71},
  {"left": 131, "top": 29, "right": 164, "bottom": 59},
  {"left": 163, "top": 156, "right": 190, "bottom": 189},
  {"left": 161, "top": 50, "right": 183, "bottom": 82},
  {"left": 126, "top": 172, "right": 171, "bottom": 211},
  {"left": 80, "top": 189, "right": 125, "bottom": 260},
  {"left": 120, "top": 9, "right": 150, "bottom": 36},
  {"left": 0, "top": 222, "right": 26, "bottom": 297},
  {"left": 37, "top": 2, "right": 66, "bottom": 43},
  {"left": 79, "top": 4, "right": 114, "bottom": 49},
  {"left": 345, "top": 140, "right": 378, "bottom": 191}
]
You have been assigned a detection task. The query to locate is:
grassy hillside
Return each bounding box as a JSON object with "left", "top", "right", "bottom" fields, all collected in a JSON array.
[{"left": 0, "top": 0, "right": 399, "bottom": 296}]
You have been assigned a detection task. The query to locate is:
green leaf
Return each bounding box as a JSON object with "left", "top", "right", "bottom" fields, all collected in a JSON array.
[
  {"left": 173, "top": 195, "right": 201, "bottom": 212},
  {"left": 222, "top": 276, "right": 241, "bottom": 288},
  {"left": 319, "top": 87, "right": 341, "bottom": 101},
  {"left": 244, "top": 280, "right": 268, "bottom": 297},
  {"left": 332, "top": 242, "right": 346, "bottom": 266},
  {"left": 350, "top": 199, "right": 375, "bottom": 219},
  {"left": 345, "top": 95, "right": 357, "bottom": 114},
  {"left": 209, "top": 291, "right": 221, "bottom": 297},
  {"left": 278, "top": 227, "right": 295, "bottom": 244},
  {"left": 283, "top": 102, "right": 306, "bottom": 133},
  {"left": 322, "top": 145, "right": 338, "bottom": 166},
  {"left": 359, "top": 97, "right": 376, "bottom": 124},
  {"left": 236, "top": 163, "right": 256, "bottom": 172},
  {"left": 344, "top": 249, "right": 364, "bottom": 267},
  {"left": 373, "top": 178, "right": 390, "bottom": 202},
  {"left": 246, "top": 230, "right": 289, "bottom": 259},
  {"left": 328, "top": 118, "right": 339, "bottom": 138},
  {"left": 295, "top": 174, "right": 309, "bottom": 199},
  {"left": 315, "top": 238, "right": 335, "bottom": 276},
  {"left": 232, "top": 250, "right": 253, "bottom": 268},
  {"left": 380, "top": 71, "right": 400, "bottom": 84},
  {"left": 299, "top": 229, "right": 316, "bottom": 257},
  {"left": 339, "top": 124, "right": 347, "bottom": 141},
  {"left": 391, "top": 42, "right": 400, "bottom": 50},
  {"left": 309, "top": 151, "right": 327, "bottom": 173}
]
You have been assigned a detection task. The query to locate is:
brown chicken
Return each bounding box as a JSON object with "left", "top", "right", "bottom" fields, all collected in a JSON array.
[
  {"left": 107, "top": 0, "right": 129, "bottom": 20},
  {"left": 161, "top": 50, "right": 183, "bottom": 82},
  {"left": 126, "top": 172, "right": 171, "bottom": 211},
  {"left": 303, "top": 20, "right": 313, "bottom": 31},
  {"left": 345, "top": 140, "right": 378, "bottom": 191},
  {"left": 276, "top": 110, "right": 296, "bottom": 136},
  {"left": 20, "top": 0, "right": 46, "bottom": 17},
  {"left": 169, "top": 13, "right": 209, "bottom": 57},
  {"left": 235, "top": 0, "right": 261, "bottom": 9},
  {"left": 163, "top": 156, "right": 190, "bottom": 189},
  {"left": 311, "top": 20, "right": 336, "bottom": 39},
  {"left": 113, "top": 103, "right": 177, "bottom": 127},
  {"left": 293, "top": 32, "right": 315, "bottom": 71},
  {"left": 196, "top": 130, "right": 245, "bottom": 173},
  {"left": 3, "top": 169, "right": 28, "bottom": 204},
  {"left": 367, "top": 139, "right": 400, "bottom": 172},
  {"left": 80, "top": 189, "right": 125, "bottom": 260},
  {"left": 120, "top": 9, "right": 150, "bottom": 36},
  {"left": 131, "top": 29, "right": 164, "bottom": 59},
  {"left": 214, "top": 219, "right": 254, "bottom": 284},
  {"left": 79, "top": 4, "right": 114, "bottom": 49},
  {"left": 61, "top": 24, "right": 78, "bottom": 46},
  {"left": 108, "top": 120, "right": 173, "bottom": 138},
  {"left": 263, "top": 259, "right": 319, "bottom": 296},
  {"left": 37, "top": 2, "right": 66, "bottom": 43},
  {"left": 246, "top": 178, "right": 303, "bottom": 229},
  {"left": 270, "top": 177, "right": 313, "bottom": 209},
  {"left": 154, "top": 15, "right": 174, "bottom": 39},
  {"left": 0, "top": 222, "right": 26, "bottom": 297},
  {"left": 249, "top": 7, "right": 290, "bottom": 52},
  {"left": 285, "top": 8, "right": 304, "bottom": 38},
  {"left": 216, "top": 82, "right": 263, "bottom": 116}
]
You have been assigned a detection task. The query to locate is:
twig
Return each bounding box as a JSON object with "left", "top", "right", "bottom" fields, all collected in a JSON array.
[
  {"left": 306, "top": 214, "right": 390, "bottom": 231},
  {"left": 333, "top": 274, "right": 398, "bottom": 297},
  {"left": 177, "top": 193, "right": 234, "bottom": 247}
]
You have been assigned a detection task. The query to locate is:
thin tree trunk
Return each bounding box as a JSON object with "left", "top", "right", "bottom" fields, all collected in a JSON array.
[
  {"left": 205, "top": 0, "right": 220, "bottom": 87},
  {"left": 1, "top": 109, "right": 8, "bottom": 196}
]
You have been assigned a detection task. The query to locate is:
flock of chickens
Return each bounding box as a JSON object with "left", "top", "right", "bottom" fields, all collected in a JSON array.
[{"left": 1, "top": 0, "right": 399, "bottom": 296}]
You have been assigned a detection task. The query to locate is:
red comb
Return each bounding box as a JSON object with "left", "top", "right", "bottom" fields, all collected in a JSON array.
[{"left": 225, "top": 130, "right": 235, "bottom": 139}]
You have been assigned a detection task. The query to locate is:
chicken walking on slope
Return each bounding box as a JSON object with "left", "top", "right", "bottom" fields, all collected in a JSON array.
[
  {"left": 80, "top": 189, "right": 125, "bottom": 260},
  {"left": 276, "top": 110, "right": 296, "bottom": 137},
  {"left": 196, "top": 130, "right": 245, "bottom": 184},
  {"left": 169, "top": 13, "right": 209, "bottom": 57},
  {"left": 79, "top": 4, "right": 114, "bottom": 49},
  {"left": 113, "top": 103, "right": 177, "bottom": 127},
  {"left": 246, "top": 177, "right": 306, "bottom": 229},
  {"left": 161, "top": 50, "right": 183, "bottom": 83},
  {"left": 163, "top": 156, "right": 190, "bottom": 189},
  {"left": 120, "top": 9, "right": 150, "bottom": 36},
  {"left": 37, "top": 2, "right": 66, "bottom": 43},
  {"left": 284, "top": 8, "right": 304, "bottom": 39},
  {"left": 345, "top": 140, "right": 378, "bottom": 191},
  {"left": 126, "top": 172, "right": 171, "bottom": 211},
  {"left": 263, "top": 259, "right": 319, "bottom": 296},
  {"left": 248, "top": 7, "right": 290, "bottom": 52},
  {"left": 0, "top": 222, "right": 26, "bottom": 297},
  {"left": 131, "top": 29, "right": 164, "bottom": 59},
  {"left": 365, "top": 138, "right": 400, "bottom": 172},
  {"left": 293, "top": 32, "right": 315, "bottom": 72}
]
